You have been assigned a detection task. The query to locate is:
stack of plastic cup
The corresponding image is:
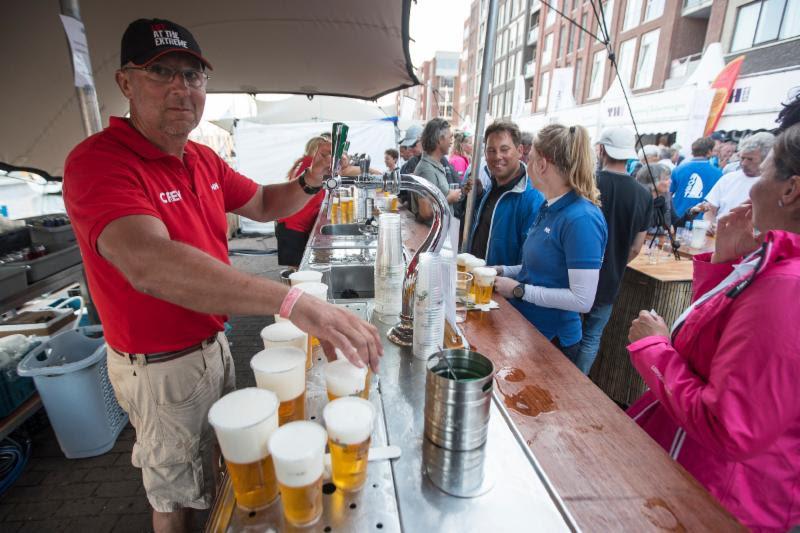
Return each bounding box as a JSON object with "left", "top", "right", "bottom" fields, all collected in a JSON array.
[
  {"left": 439, "top": 249, "right": 456, "bottom": 320},
  {"left": 413, "top": 252, "right": 444, "bottom": 361},
  {"left": 374, "top": 213, "right": 405, "bottom": 316}
]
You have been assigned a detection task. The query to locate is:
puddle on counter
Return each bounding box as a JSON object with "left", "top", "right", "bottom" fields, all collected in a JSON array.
[
  {"left": 643, "top": 498, "right": 686, "bottom": 532},
  {"left": 496, "top": 366, "right": 526, "bottom": 382},
  {"left": 497, "top": 382, "right": 556, "bottom": 417}
]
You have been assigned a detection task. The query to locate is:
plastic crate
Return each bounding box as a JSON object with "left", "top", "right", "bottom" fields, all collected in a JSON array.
[
  {"left": 0, "top": 265, "right": 27, "bottom": 301},
  {"left": 17, "top": 326, "right": 128, "bottom": 458},
  {"left": 28, "top": 224, "right": 76, "bottom": 251},
  {"left": 21, "top": 245, "right": 82, "bottom": 283}
]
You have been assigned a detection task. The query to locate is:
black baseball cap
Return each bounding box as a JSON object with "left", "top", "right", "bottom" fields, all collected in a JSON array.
[{"left": 121, "top": 18, "right": 212, "bottom": 70}]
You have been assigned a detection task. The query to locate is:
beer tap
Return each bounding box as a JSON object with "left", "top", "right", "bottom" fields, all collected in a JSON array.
[{"left": 323, "top": 122, "right": 451, "bottom": 346}]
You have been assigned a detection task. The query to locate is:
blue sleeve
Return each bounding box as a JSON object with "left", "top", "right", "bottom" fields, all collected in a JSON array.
[{"left": 562, "top": 207, "right": 607, "bottom": 269}]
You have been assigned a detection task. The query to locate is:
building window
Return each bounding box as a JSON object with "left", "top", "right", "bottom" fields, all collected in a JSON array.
[
  {"left": 574, "top": 57, "right": 584, "bottom": 101},
  {"left": 558, "top": 23, "right": 567, "bottom": 59},
  {"left": 623, "top": 0, "right": 642, "bottom": 31},
  {"left": 589, "top": 49, "right": 606, "bottom": 99},
  {"left": 732, "top": 0, "right": 800, "bottom": 51},
  {"left": 542, "top": 33, "right": 554, "bottom": 66},
  {"left": 643, "top": 0, "right": 665, "bottom": 22},
  {"left": 500, "top": 58, "right": 507, "bottom": 84},
  {"left": 505, "top": 88, "right": 514, "bottom": 116},
  {"left": 545, "top": 2, "right": 557, "bottom": 26},
  {"left": 578, "top": 13, "right": 587, "bottom": 48},
  {"left": 509, "top": 54, "right": 517, "bottom": 81},
  {"left": 617, "top": 37, "right": 636, "bottom": 88},
  {"left": 596, "top": 0, "right": 615, "bottom": 40},
  {"left": 634, "top": 28, "right": 659, "bottom": 89},
  {"left": 499, "top": 4, "right": 506, "bottom": 28},
  {"left": 538, "top": 70, "right": 551, "bottom": 110}
]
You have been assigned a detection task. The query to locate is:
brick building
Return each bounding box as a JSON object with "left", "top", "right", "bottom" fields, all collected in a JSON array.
[{"left": 396, "top": 51, "right": 460, "bottom": 123}]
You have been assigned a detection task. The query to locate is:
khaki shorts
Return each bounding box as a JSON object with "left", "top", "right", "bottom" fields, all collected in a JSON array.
[{"left": 107, "top": 333, "right": 235, "bottom": 513}]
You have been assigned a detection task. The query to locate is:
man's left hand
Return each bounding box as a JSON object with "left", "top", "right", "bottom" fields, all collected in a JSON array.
[
  {"left": 307, "top": 141, "right": 332, "bottom": 186},
  {"left": 494, "top": 276, "right": 517, "bottom": 298},
  {"left": 628, "top": 310, "right": 669, "bottom": 343}
]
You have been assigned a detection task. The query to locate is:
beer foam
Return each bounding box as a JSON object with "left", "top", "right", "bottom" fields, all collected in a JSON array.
[
  {"left": 296, "top": 282, "right": 328, "bottom": 301},
  {"left": 208, "top": 388, "right": 279, "bottom": 464},
  {"left": 466, "top": 257, "right": 487, "bottom": 271},
  {"left": 289, "top": 271, "right": 323, "bottom": 286},
  {"left": 323, "top": 397, "right": 375, "bottom": 445},
  {"left": 456, "top": 253, "right": 475, "bottom": 266},
  {"left": 472, "top": 266, "right": 497, "bottom": 286},
  {"left": 250, "top": 348, "right": 306, "bottom": 401},
  {"left": 325, "top": 360, "right": 367, "bottom": 397},
  {"left": 269, "top": 421, "right": 327, "bottom": 487},
  {"left": 260, "top": 322, "right": 307, "bottom": 344}
]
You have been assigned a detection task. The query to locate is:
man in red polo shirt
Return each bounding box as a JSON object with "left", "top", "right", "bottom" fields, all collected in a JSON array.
[{"left": 63, "top": 18, "right": 382, "bottom": 532}]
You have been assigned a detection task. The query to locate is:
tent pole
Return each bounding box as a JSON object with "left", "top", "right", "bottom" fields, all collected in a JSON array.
[
  {"left": 60, "top": 0, "right": 102, "bottom": 324},
  {"left": 460, "top": 0, "right": 499, "bottom": 252}
]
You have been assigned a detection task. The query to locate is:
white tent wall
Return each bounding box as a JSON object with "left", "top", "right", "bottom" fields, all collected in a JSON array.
[{"left": 233, "top": 118, "right": 396, "bottom": 233}]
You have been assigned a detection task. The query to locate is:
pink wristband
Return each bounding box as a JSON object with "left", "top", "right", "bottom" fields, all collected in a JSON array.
[{"left": 279, "top": 286, "right": 304, "bottom": 319}]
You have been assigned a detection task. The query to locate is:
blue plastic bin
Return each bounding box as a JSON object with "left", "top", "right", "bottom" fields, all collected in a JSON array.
[{"left": 17, "top": 326, "right": 128, "bottom": 458}]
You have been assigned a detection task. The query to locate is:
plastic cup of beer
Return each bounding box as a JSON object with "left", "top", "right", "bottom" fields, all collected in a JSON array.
[
  {"left": 331, "top": 198, "right": 341, "bottom": 224},
  {"left": 269, "top": 421, "right": 327, "bottom": 527},
  {"left": 325, "top": 359, "right": 369, "bottom": 401},
  {"left": 456, "top": 253, "right": 475, "bottom": 273},
  {"left": 251, "top": 347, "right": 306, "bottom": 426},
  {"left": 208, "top": 388, "right": 280, "bottom": 511},
  {"left": 290, "top": 270, "right": 323, "bottom": 286},
  {"left": 295, "top": 282, "right": 329, "bottom": 368},
  {"left": 260, "top": 321, "right": 307, "bottom": 352},
  {"left": 466, "top": 257, "right": 486, "bottom": 300},
  {"left": 472, "top": 266, "right": 496, "bottom": 305},
  {"left": 323, "top": 397, "right": 375, "bottom": 492}
]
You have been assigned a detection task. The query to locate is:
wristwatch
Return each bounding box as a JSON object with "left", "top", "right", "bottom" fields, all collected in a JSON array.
[
  {"left": 512, "top": 283, "right": 525, "bottom": 300},
  {"left": 297, "top": 169, "right": 322, "bottom": 195}
]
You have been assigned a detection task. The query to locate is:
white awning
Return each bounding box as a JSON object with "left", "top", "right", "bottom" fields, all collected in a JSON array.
[{"left": 1, "top": 0, "right": 418, "bottom": 176}]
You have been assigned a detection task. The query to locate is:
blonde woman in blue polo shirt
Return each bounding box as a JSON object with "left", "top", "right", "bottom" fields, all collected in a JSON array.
[{"left": 493, "top": 124, "right": 608, "bottom": 361}]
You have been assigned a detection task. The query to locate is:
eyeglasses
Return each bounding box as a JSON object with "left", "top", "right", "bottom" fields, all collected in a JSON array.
[{"left": 123, "top": 64, "right": 209, "bottom": 89}]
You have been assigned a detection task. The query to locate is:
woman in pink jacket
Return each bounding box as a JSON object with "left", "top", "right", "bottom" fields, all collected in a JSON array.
[{"left": 627, "top": 121, "right": 800, "bottom": 531}]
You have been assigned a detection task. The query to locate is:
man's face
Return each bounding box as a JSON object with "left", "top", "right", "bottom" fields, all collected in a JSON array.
[
  {"left": 438, "top": 128, "right": 454, "bottom": 154},
  {"left": 410, "top": 141, "right": 423, "bottom": 157},
  {"left": 117, "top": 53, "right": 206, "bottom": 138},
  {"left": 399, "top": 146, "right": 410, "bottom": 160},
  {"left": 720, "top": 143, "right": 736, "bottom": 162},
  {"left": 484, "top": 131, "right": 522, "bottom": 184},
  {"left": 739, "top": 149, "right": 763, "bottom": 177}
]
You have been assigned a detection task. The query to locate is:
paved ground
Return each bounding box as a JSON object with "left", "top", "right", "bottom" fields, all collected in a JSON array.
[{"left": 0, "top": 235, "right": 282, "bottom": 532}]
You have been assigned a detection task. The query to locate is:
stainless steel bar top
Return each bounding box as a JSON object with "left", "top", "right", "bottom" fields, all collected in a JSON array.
[{"left": 371, "top": 305, "right": 576, "bottom": 532}]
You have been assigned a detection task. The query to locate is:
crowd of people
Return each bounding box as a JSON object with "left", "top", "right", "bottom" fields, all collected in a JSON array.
[
  {"left": 381, "top": 102, "right": 799, "bottom": 530},
  {"left": 58, "top": 16, "right": 799, "bottom": 533}
]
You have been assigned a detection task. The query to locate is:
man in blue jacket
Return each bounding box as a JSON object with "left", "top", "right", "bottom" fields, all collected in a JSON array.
[
  {"left": 670, "top": 136, "right": 722, "bottom": 219},
  {"left": 467, "top": 120, "right": 544, "bottom": 266}
]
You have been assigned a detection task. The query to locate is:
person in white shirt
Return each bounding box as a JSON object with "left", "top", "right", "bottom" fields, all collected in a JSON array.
[{"left": 705, "top": 132, "right": 775, "bottom": 231}]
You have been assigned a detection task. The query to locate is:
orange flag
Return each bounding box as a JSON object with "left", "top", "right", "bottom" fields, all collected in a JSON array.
[{"left": 704, "top": 55, "right": 745, "bottom": 135}]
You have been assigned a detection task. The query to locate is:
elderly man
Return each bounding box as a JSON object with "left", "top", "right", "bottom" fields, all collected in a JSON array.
[
  {"left": 520, "top": 131, "right": 534, "bottom": 164},
  {"left": 63, "top": 19, "right": 381, "bottom": 533},
  {"left": 410, "top": 118, "right": 463, "bottom": 222},
  {"left": 467, "top": 121, "right": 544, "bottom": 265},
  {"left": 705, "top": 132, "right": 776, "bottom": 229}
]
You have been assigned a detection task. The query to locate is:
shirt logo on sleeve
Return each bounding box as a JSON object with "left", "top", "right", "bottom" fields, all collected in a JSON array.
[
  {"left": 210, "top": 182, "right": 220, "bottom": 191},
  {"left": 159, "top": 190, "right": 183, "bottom": 204}
]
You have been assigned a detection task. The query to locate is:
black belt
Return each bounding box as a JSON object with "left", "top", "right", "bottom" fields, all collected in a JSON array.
[{"left": 116, "top": 334, "right": 219, "bottom": 365}]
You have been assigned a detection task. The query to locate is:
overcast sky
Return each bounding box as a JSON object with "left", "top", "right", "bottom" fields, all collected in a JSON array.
[{"left": 408, "top": 0, "right": 471, "bottom": 66}]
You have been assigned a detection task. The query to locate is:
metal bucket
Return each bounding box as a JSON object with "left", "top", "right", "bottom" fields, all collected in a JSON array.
[
  {"left": 424, "top": 349, "right": 494, "bottom": 451},
  {"left": 422, "top": 437, "right": 491, "bottom": 498}
]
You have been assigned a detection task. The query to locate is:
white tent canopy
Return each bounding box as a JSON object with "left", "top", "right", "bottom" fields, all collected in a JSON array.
[
  {"left": 1, "top": 0, "right": 418, "bottom": 176},
  {"left": 211, "top": 95, "right": 393, "bottom": 132}
]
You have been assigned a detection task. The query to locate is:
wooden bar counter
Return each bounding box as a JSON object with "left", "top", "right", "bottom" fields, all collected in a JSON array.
[{"left": 400, "top": 212, "right": 740, "bottom": 531}]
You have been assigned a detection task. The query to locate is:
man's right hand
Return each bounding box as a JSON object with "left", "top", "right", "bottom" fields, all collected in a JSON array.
[{"left": 289, "top": 295, "right": 383, "bottom": 372}]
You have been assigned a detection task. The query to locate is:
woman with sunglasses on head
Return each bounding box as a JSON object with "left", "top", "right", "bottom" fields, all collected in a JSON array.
[
  {"left": 626, "top": 100, "right": 800, "bottom": 531},
  {"left": 493, "top": 124, "right": 607, "bottom": 361}
]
